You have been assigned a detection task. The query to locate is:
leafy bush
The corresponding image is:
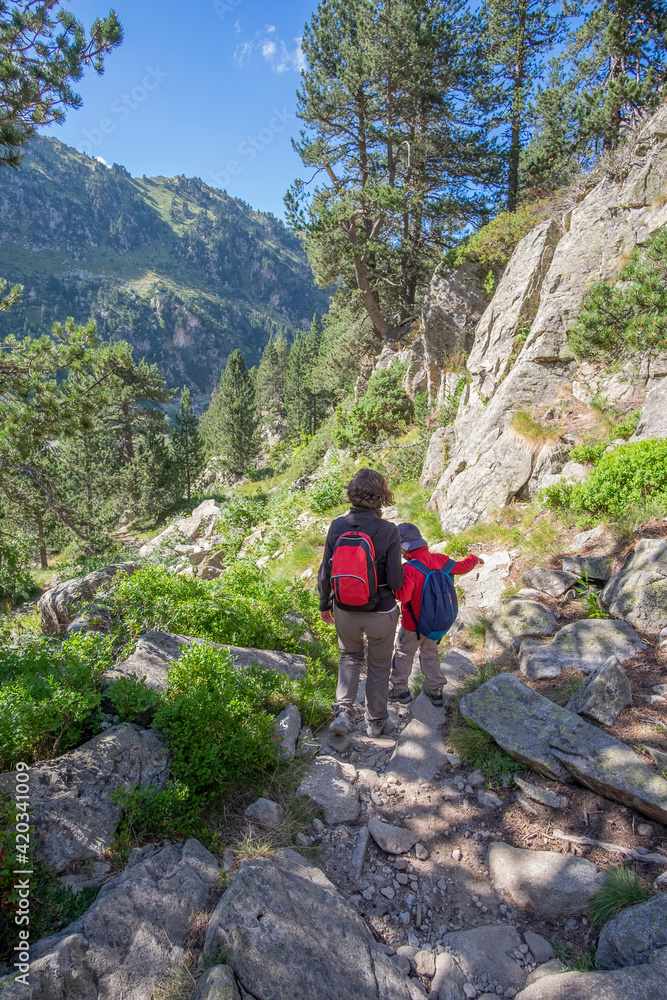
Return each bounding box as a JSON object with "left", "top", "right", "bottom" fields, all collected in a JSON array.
[
  {"left": 444, "top": 204, "right": 540, "bottom": 270},
  {"left": 333, "top": 365, "right": 414, "bottom": 447},
  {"left": 110, "top": 562, "right": 322, "bottom": 654},
  {"left": 0, "top": 530, "right": 36, "bottom": 604},
  {"left": 614, "top": 410, "right": 641, "bottom": 440},
  {"left": 542, "top": 438, "right": 667, "bottom": 520},
  {"left": 106, "top": 675, "right": 162, "bottom": 727},
  {"left": 569, "top": 228, "right": 667, "bottom": 361},
  {"left": 569, "top": 441, "right": 607, "bottom": 464},
  {"left": 307, "top": 472, "right": 346, "bottom": 514},
  {"left": 216, "top": 494, "right": 266, "bottom": 556},
  {"left": 0, "top": 633, "right": 113, "bottom": 769},
  {"left": 589, "top": 868, "right": 649, "bottom": 927}
]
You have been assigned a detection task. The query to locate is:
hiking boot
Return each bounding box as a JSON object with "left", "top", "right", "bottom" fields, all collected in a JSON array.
[
  {"left": 423, "top": 687, "right": 444, "bottom": 708},
  {"left": 329, "top": 710, "right": 353, "bottom": 736},
  {"left": 389, "top": 686, "right": 413, "bottom": 705},
  {"left": 366, "top": 719, "right": 385, "bottom": 738}
]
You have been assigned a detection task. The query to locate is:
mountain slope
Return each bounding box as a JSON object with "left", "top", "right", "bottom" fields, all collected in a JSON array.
[{"left": 0, "top": 137, "right": 329, "bottom": 398}]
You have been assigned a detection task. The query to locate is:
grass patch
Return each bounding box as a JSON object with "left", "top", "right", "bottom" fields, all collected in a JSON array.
[
  {"left": 448, "top": 719, "right": 525, "bottom": 783},
  {"left": 540, "top": 669, "right": 584, "bottom": 706},
  {"left": 153, "top": 966, "right": 199, "bottom": 1000},
  {"left": 510, "top": 410, "right": 560, "bottom": 445},
  {"left": 464, "top": 617, "right": 487, "bottom": 649},
  {"left": 589, "top": 867, "right": 650, "bottom": 927},
  {"left": 552, "top": 940, "right": 596, "bottom": 972},
  {"left": 393, "top": 481, "right": 443, "bottom": 543}
]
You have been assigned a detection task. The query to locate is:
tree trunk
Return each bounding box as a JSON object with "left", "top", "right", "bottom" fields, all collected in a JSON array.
[{"left": 36, "top": 513, "right": 48, "bottom": 569}]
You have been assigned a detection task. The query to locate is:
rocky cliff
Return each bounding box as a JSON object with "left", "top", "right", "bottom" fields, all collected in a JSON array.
[{"left": 414, "top": 106, "right": 667, "bottom": 533}]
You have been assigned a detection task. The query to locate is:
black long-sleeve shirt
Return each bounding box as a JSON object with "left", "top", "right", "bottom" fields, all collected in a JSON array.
[{"left": 318, "top": 507, "right": 404, "bottom": 612}]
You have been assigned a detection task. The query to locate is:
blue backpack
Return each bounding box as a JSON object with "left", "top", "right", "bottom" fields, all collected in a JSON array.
[{"left": 406, "top": 558, "right": 458, "bottom": 642}]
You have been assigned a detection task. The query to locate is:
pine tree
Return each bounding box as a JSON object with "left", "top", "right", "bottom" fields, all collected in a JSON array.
[
  {"left": 256, "top": 334, "right": 289, "bottom": 426},
  {"left": 285, "top": 332, "right": 308, "bottom": 443},
  {"left": 171, "top": 386, "right": 205, "bottom": 501},
  {"left": 482, "top": 0, "right": 566, "bottom": 210},
  {"left": 303, "top": 314, "right": 327, "bottom": 436},
  {"left": 285, "top": 0, "right": 500, "bottom": 340},
  {"left": 201, "top": 350, "right": 259, "bottom": 476}
]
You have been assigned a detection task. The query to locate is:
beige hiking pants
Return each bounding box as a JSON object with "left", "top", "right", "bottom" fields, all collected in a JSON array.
[
  {"left": 333, "top": 606, "right": 399, "bottom": 723},
  {"left": 390, "top": 626, "right": 445, "bottom": 693}
]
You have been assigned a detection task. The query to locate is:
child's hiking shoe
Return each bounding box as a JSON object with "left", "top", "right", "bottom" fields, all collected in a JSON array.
[
  {"left": 329, "top": 710, "right": 353, "bottom": 736},
  {"left": 389, "top": 686, "right": 413, "bottom": 705},
  {"left": 366, "top": 719, "right": 385, "bottom": 738},
  {"left": 423, "top": 687, "right": 444, "bottom": 708}
]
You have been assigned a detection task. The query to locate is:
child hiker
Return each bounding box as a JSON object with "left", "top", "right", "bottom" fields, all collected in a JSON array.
[{"left": 390, "top": 523, "right": 484, "bottom": 707}]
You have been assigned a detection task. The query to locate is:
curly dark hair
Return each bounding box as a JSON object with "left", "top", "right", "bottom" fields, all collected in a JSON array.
[{"left": 347, "top": 468, "right": 394, "bottom": 510}]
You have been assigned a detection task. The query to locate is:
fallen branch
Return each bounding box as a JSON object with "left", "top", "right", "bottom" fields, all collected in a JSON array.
[{"left": 553, "top": 829, "right": 667, "bottom": 865}]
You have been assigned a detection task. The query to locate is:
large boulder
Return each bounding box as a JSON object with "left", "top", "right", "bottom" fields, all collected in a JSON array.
[
  {"left": 420, "top": 426, "right": 452, "bottom": 489},
  {"left": 514, "top": 947, "right": 667, "bottom": 1000},
  {"left": 631, "top": 376, "right": 667, "bottom": 441},
  {"left": 296, "top": 756, "right": 360, "bottom": 824},
  {"left": 0, "top": 839, "right": 219, "bottom": 1000},
  {"left": 562, "top": 555, "right": 614, "bottom": 582},
  {"left": 0, "top": 724, "right": 169, "bottom": 871},
  {"left": 488, "top": 842, "right": 605, "bottom": 917},
  {"left": 202, "top": 849, "right": 424, "bottom": 1000},
  {"left": 484, "top": 598, "right": 560, "bottom": 652},
  {"left": 138, "top": 499, "right": 222, "bottom": 560},
  {"left": 440, "top": 924, "right": 527, "bottom": 993},
  {"left": 385, "top": 691, "right": 449, "bottom": 784},
  {"left": 522, "top": 567, "right": 578, "bottom": 598},
  {"left": 600, "top": 538, "right": 667, "bottom": 633},
  {"left": 518, "top": 619, "right": 646, "bottom": 679},
  {"left": 565, "top": 656, "right": 632, "bottom": 727},
  {"left": 105, "top": 630, "right": 307, "bottom": 690},
  {"left": 455, "top": 550, "right": 513, "bottom": 612},
  {"left": 459, "top": 673, "right": 667, "bottom": 822},
  {"left": 596, "top": 893, "right": 667, "bottom": 970},
  {"left": 38, "top": 562, "right": 140, "bottom": 634}
]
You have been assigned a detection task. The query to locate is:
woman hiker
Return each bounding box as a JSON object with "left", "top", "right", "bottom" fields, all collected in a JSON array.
[{"left": 318, "top": 468, "right": 403, "bottom": 738}]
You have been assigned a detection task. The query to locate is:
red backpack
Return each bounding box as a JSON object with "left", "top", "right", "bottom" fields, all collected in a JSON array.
[{"left": 330, "top": 530, "right": 379, "bottom": 611}]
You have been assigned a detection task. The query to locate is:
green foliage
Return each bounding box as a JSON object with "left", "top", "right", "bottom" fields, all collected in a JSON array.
[
  {"left": 569, "top": 441, "right": 607, "bottom": 464},
  {"left": 307, "top": 472, "right": 347, "bottom": 514},
  {"left": 589, "top": 867, "right": 650, "bottom": 927},
  {"left": 614, "top": 410, "right": 641, "bottom": 440},
  {"left": 0, "top": 529, "right": 36, "bottom": 602},
  {"left": 110, "top": 563, "right": 320, "bottom": 654},
  {"left": 438, "top": 376, "right": 467, "bottom": 428},
  {"left": 106, "top": 675, "right": 162, "bottom": 727},
  {"left": 447, "top": 204, "right": 540, "bottom": 270},
  {"left": 201, "top": 349, "right": 259, "bottom": 476},
  {"left": 216, "top": 494, "right": 266, "bottom": 557},
  {"left": 0, "top": 633, "right": 113, "bottom": 769},
  {"left": 542, "top": 438, "right": 667, "bottom": 520},
  {"left": 569, "top": 229, "right": 667, "bottom": 362},
  {"left": 510, "top": 410, "right": 558, "bottom": 444},
  {"left": 333, "top": 365, "right": 414, "bottom": 447},
  {"left": 171, "top": 387, "right": 205, "bottom": 502},
  {"left": 552, "top": 941, "right": 596, "bottom": 972},
  {"left": 448, "top": 719, "right": 524, "bottom": 781},
  {"left": 0, "top": 1, "right": 123, "bottom": 167},
  {"left": 0, "top": 796, "right": 99, "bottom": 963}
]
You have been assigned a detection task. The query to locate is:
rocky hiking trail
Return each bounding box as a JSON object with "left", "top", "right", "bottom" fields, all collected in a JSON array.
[{"left": 2, "top": 503, "right": 667, "bottom": 999}]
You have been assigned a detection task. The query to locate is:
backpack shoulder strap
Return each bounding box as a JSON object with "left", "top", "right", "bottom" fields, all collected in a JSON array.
[
  {"left": 407, "top": 560, "right": 430, "bottom": 576},
  {"left": 441, "top": 557, "right": 457, "bottom": 576}
]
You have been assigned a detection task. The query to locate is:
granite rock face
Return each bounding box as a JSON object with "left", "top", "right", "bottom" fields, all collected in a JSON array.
[
  {"left": 441, "top": 924, "right": 526, "bottom": 992},
  {"left": 0, "top": 724, "right": 169, "bottom": 871},
  {"left": 296, "top": 755, "right": 360, "bottom": 824},
  {"left": 631, "top": 376, "right": 667, "bottom": 441},
  {"left": 565, "top": 656, "right": 632, "bottom": 727},
  {"left": 600, "top": 538, "right": 667, "bottom": 633},
  {"left": 202, "top": 849, "right": 424, "bottom": 1000},
  {"left": 0, "top": 839, "right": 219, "bottom": 1000},
  {"left": 429, "top": 106, "right": 667, "bottom": 533},
  {"left": 484, "top": 598, "right": 560, "bottom": 652},
  {"left": 514, "top": 947, "right": 667, "bottom": 1000},
  {"left": 595, "top": 893, "right": 667, "bottom": 970},
  {"left": 562, "top": 555, "right": 614, "bottom": 582},
  {"left": 274, "top": 704, "right": 302, "bottom": 759},
  {"left": 518, "top": 619, "right": 646, "bottom": 679},
  {"left": 459, "top": 673, "right": 667, "bottom": 822},
  {"left": 522, "top": 568, "right": 578, "bottom": 598},
  {"left": 488, "top": 842, "right": 605, "bottom": 916},
  {"left": 38, "top": 562, "right": 139, "bottom": 634}
]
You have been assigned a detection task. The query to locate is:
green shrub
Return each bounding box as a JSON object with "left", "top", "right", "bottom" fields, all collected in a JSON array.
[
  {"left": 106, "top": 675, "right": 163, "bottom": 727},
  {"left": 307, "top": 472, "right": 347, "bottom": 514},
  {"left": 589, "top": 868, "right": 649, "bottom": 927},
  {"left": 110, "top": 562, "right": 322, "bottom": 654},
  {"left": 333, "top": 365, "right": 413, "bottom": 447},
  {"left": 0, "top": 530, "right": 36, "bottom": 604},
  {"left": 0, "top": 633, "right": 113, "bottom": 769},
  {"left": 216, "top": 494, "right": 266, "bottom": 556},
  {"left": 444, "top": 204, "right": 540, "bottom": 270},
  {"left": 614, "top": 410, "right": 641, "bottom": 440},
  {"left": 543, "top": 438, "right": 667, "bottom": 520},
  {"left": 569, "top": 441, "right": 607, "bottom": 464},
  {"left": 569, "top": 228, "right": 667, "bottom": 361}
]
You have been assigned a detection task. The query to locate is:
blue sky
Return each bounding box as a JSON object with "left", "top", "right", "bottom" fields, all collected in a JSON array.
[{"left": 44, "top": 0, "right": 317, "bottom": 218}]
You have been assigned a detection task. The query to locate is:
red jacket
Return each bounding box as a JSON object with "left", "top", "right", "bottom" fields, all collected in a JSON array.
[{"left": 394, "top": 547, "right": 479, "bottom": 631}]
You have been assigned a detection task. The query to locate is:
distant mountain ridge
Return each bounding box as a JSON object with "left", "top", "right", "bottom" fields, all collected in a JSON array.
[{"left": 0, "top": 137, "right": 329, "bottom": 398}]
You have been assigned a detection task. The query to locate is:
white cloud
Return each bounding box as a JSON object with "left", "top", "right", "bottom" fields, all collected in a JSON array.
[
  {"left": 234, "top": 28, "right": 305, "bottom": 73},
  {"left": 95, "top": 156, "right": 110, "bottom": 167},
  {"left": 234, "top": 19, "right": 241, "bottom": 33}
]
